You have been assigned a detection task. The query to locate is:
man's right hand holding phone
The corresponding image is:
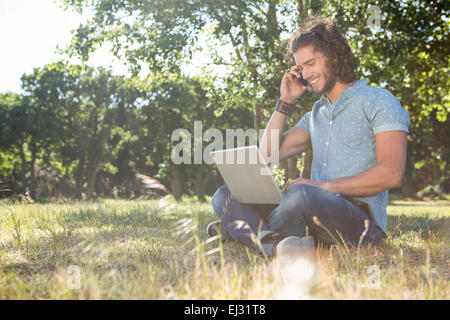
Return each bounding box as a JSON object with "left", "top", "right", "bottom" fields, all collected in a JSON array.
[{"left": 280, "top": 66, "right": 309, "bottom": 104}]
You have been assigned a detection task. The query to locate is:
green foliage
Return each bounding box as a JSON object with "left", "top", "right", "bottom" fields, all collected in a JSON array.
[
  {"left": 328, "top": 0, "right": 450, "bottom": 194},
  {"left": 57, "top": 0, "right": 449, "bottom": 195},
  {"left": 1, "top": 0, "right": 448, "bottom": 199},
  {"left": 271, "top": 165, "right": 286, "bottom": 189}
]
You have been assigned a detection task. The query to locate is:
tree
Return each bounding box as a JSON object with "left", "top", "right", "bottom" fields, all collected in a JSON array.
[
  {"left": 0, "top": 93, "right": 30, "bottom": 195},
  {"left": 2, "top": 0, "right": 446, "bottom": 199},
  {"left": 320, "top": 0, "right": 449, "bottom": 194},
  {"left": 60, "top": 0, "right": 322, "bottom": 181}
]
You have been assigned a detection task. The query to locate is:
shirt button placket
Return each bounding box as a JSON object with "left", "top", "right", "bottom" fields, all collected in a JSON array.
[{"left": 324, "top": 113, "right": 333, "bottom": 177}]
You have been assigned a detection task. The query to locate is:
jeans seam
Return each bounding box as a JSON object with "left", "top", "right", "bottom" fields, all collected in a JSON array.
[
  {"left": 298, "top": 185, "right": 316, "bottom": 229},
  {"left": 291, "top": 185, "right": 312, "bottom": 234},
  {"left": 213, "top": 187, "right": 233, "bottom": 221},
  {"left": 300, "top": 185, "right": 312, "bottom": 214}
]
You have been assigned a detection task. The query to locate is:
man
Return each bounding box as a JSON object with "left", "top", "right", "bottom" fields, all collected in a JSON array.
[{"left": 208, "top": 16, "right": 410, "bottom": 257}]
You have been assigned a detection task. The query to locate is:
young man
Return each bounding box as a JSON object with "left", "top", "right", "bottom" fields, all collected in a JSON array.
[{"left": 209, "top": 17, "right": 410, "bottom": 257}]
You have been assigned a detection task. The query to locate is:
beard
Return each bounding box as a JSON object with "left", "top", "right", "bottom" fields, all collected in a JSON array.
[{"left": 315, "top": 68, "right": 337, "bottom": 95}]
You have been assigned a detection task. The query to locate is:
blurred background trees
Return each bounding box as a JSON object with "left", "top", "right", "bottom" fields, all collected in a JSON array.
[{"left": 0, "top": 0, "right": 448, "bottom": 200}]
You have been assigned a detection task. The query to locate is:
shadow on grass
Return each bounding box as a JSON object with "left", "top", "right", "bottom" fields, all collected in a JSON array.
[
  {"left": 381, "top": 214, "right": 450, "bottom": 272},
  {"left": 0, "top": 210, "right": 186, "bottom": 278},
  {"left": 389, "top": 202, "right": 450, "bottom": 207},
  {"left": 4, "top": 201, "right": 448, "bottom": 280},
  {"left": 387, "top": 214, "right": 449, "bottom": 242},
  {"left": 1, "top": 226, "right": 183, "bottom": 277},
  {"left": 0, "top": 200, "right": 223, "bottom": 279}
]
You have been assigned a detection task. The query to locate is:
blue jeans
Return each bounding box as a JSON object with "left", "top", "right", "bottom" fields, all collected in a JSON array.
[{"left": 211, "top": 184, "right": 384, "bottom": 251}]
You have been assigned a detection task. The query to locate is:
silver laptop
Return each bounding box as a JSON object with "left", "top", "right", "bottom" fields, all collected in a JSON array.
[{"left": 210, "top": 145, "right": 283, "bottom": 204}]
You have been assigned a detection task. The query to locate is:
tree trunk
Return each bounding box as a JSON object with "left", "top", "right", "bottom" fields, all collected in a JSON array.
[
  {"left": 280, "top": 158, "right": 289, "bottom": 183},
  {"left": 241, "top": 21, "right": 262, "bottom": 135},
  {"left": 75, "top": 157, "right": 85, "bottom": 198},
  {"left": 194, "top": 166, "right": 206, "bottom": 202},
  {"left": 254, "top": 103, "right": 262, "bottom": 136},
  {"left": 302, "top": 150, "right": 312, "bottom": 179},
  {"left": 29, "top": 146, "right": 37, "bottom": 200},
  {"left": 86, "top": 164, "right": 99, "bottom": 199},
  {"left": 18, "top": 139, "right": 27, "bottom": 194},
  {"left": 403, "top": 176, "right": 420, "bottom": 199},
  {"left": 85, "top": 106, "right": 108, "bottom": 199},
  {"left": 170, "top": 164, "right": 185, "bottom": 200},
  {"left": 287, "top": 157, "right": 299, "bottom": 180},
  {"left": 297, "top": 0, "right": 310, "bottom": 25}
]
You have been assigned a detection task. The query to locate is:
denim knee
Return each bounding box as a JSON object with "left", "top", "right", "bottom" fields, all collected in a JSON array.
[
  {"left": 213, "top": 184, "right": 230, "bottom": 198},
  {"left": 211, "top": 185, "right": 230, "bottom": 216},
  {"left": 267, "top": 184, "right": 313, "bottom": 233},
  {"left": 278, "top": 183, "right": 317, "bottom": 211},
  {"left": 288, "top": 183, "right": 323, "bottom": 198}
]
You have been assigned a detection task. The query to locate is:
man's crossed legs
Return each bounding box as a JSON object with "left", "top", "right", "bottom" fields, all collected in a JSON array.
[{"left": 211, "top": 184, "right": 384, "bottom": 257}]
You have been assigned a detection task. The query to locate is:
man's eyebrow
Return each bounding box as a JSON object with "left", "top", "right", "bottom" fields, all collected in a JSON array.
[
  {"left": 303, "top": 58, "right": 316, "bottom": 65},
  {"left": 296, "top": 58, "right": 316, "bottom": 69}
]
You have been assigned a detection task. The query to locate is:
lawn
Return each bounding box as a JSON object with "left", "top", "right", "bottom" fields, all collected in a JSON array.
[{"left": 0, "top": 195, "right": 448, "bottom": 299}]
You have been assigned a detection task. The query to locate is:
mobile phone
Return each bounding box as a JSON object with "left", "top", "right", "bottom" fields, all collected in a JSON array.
[{"left": 297, "top": 71, "right": 309, "bottom": 86}]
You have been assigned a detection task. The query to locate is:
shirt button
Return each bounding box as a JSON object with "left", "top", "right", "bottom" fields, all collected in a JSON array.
[
  {"left": 323, "top": 163, "right": 327, "bottom": 166},
  {"left": 325, "top": 142, "right": 329, "bottom": 146},
  {"left": 329, "top": 121, "right": 332, "bottom": 125}
]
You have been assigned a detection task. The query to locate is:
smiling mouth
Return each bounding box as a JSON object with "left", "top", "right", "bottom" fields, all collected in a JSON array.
[{"left": 309, "top": 76, "right": 320, "bottom": 85}]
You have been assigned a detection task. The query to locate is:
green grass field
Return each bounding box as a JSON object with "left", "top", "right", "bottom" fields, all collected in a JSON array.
[{"left": 0, "top": 196, "right": 448, "bottom": 299}]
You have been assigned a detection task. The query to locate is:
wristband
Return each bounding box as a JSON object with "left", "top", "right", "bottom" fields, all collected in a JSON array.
[{"left": 275, "top": 99, "right": 295, "bottom": 115}]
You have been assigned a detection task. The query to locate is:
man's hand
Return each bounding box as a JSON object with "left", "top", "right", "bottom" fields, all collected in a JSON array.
[
  {"left": 283, "top": 177, "right": 326, "bottom": 195},
  {"left": 280, "top": 66, "right": 308, "bottom": 103}
]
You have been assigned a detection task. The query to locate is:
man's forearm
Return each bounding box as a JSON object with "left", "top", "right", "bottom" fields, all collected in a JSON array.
[{"left": 320, "top": 162, "right": 403, "bottom": 196}]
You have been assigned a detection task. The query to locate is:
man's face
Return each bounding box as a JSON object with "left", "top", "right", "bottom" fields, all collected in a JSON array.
[{"left": 293, "top": 44, "right": 337, "bottom": 95}]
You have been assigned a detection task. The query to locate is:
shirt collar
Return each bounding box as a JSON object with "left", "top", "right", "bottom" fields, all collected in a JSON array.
[
  {"left": 339, "top": 79, "right": 368, "bottom": 99},
  {"left": 320, "top": 79, "right": 368, "bottom": 103}
]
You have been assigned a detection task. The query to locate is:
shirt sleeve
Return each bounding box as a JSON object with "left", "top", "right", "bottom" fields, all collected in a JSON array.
[
  {"left": 295, "top": 111, "right": 311, "bottom": 136},
  {"left": 367, "top": 90, "right": 410, "bottom": 135}
]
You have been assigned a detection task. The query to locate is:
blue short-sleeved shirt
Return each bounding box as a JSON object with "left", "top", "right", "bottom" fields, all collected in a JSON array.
[{"left": 296, "top": 79, "right": 410, "bottom": 232}]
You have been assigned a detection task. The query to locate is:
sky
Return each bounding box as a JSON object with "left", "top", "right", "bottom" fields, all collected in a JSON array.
[
  {"left": 1, "top": 0, "right": 88, "bottom": 93},
  {"left": 0, "top": 0, "right": 216, "bottom": 94}
]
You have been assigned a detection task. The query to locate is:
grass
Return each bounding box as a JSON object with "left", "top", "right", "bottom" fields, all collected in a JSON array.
[{"left": 0, "top": 195, "right": 448, "bottom": 299}]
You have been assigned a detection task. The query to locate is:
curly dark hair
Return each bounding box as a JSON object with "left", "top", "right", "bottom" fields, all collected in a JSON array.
[{"left": 286, "top": 16, "right": 356, "bottom": 84}]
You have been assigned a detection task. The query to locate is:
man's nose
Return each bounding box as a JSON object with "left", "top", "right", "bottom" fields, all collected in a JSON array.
[{"left": 302, "top": 69, "right": 313, "bottom": 80}]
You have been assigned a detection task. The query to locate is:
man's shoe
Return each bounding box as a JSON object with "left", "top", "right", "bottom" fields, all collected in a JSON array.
[
  {"left": 207, "top": 220, "right": 230, "bottom": 241},
  {"left": 257, "top": 230, "right": 284, "bottom": 259},
  {"left": 274, "top": 235, "right": 315, "bottom": 259}
]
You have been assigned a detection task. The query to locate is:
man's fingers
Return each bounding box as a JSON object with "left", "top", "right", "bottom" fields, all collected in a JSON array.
[
  {"left": 289, "top": 66, "right": 301, "bottom": 78},
  {"left": 283, "top": 181, "right": 292, "bottom": 194},
  {"left": 288, "top": 70, "right": 300, "bottom": 79},
  {"left": 284, "top": 72, "right": 297, "bottom": 83}
]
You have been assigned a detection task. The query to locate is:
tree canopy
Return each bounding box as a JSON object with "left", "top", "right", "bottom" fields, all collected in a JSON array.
[{"left": 1, "top": 0, "right": 448, "bottom": 200}]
